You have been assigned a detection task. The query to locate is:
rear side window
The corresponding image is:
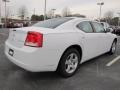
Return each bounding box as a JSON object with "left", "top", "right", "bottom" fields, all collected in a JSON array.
[
  {"left": 77, "top": 21, "right": 94, "bottom": 33},
  {"left": 92, "top": 22, "right": 105, "bottom": 33},
  {"left": 33, "top": 18, "right": 73, "bottom": 29}
]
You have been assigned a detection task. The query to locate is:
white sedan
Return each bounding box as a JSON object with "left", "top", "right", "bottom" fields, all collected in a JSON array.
[{"left": 5, "top": 17, "right": 117, "bottom": 77}]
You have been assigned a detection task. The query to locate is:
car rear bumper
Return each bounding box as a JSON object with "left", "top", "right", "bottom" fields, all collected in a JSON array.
[{"left": 5, "top": 41, "right": 60, "bottom": 72}]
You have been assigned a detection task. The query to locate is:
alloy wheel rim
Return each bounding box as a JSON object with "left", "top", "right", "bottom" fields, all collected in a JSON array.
[{"left": 65, "top": 53, "right": 78, "bottom": 74}]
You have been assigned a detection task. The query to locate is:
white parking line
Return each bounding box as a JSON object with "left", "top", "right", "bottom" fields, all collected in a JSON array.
[{"left": 106, "top": 55, "right": 120, "bottom": 67}]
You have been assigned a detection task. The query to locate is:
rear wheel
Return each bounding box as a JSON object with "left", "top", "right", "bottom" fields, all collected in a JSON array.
[
  {"left": 57, "top": 48, "right": 81, "bottom": 77},
  {"left": 109, "top": 41, "right": 117, "bottom": 55}
]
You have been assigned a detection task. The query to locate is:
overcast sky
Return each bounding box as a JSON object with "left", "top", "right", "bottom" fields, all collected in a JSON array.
[{"left": 1, "top": 0, "right": 120, "bottom": 19}]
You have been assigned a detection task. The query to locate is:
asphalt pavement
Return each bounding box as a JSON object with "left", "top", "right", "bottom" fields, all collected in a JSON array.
[{"left": 0, "top": 28, "right": 120, "bottom": 90}]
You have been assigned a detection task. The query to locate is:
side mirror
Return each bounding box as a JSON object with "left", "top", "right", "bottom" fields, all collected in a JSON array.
[{"left": 105, "top": 28, "right": 110, "bottom": 33}]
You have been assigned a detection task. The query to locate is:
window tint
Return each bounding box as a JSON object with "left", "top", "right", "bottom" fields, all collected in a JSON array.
[
  {"left": 33, "top": 18, "right": 73, "bottom": 29},
  {"left": 77, "top": 21, "right": 94, "bottom": 33},
  {"left": 92, "top": 22, "right": 105, "bottom": 33}
]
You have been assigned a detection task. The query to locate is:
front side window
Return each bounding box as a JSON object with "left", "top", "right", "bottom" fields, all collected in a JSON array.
[
  {"left": 92, "top": 22, "right": 105, "bottom": 33},
  {"left": 77, "top": 21, "right": 94, "bottom": 33}
]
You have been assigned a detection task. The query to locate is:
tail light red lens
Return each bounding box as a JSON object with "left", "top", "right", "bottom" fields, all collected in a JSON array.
[{"left": 25, "top": 31, "right": 43, "bottom": 47}]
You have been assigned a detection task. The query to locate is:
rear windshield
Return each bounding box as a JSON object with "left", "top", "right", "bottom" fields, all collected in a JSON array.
[{"left": 33, "top": 18, "right": 73, "bottom": 29}]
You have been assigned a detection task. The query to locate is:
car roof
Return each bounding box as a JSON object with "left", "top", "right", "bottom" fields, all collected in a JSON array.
[
  {"left": 54, "top": 17, "right": 92, "bottom": 30},
  {"left": 65, "top": 17, "right": 90, "bottom": 20}
]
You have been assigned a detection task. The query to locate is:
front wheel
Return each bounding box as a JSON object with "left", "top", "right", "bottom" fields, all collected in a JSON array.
[
  {"left": 109, "top": 41, "right": 117, "bottom": 55},
  {"left": 57, "top": 48, "right": 81, "bottom": 77}
]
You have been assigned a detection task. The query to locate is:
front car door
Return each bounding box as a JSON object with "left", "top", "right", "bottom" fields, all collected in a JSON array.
[{"left": 91, "top": 21, "right": 112, "bottom": 54}]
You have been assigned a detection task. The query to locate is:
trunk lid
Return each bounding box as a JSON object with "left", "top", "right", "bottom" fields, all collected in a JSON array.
[
  {"left": 7, "top": 27, "right": 55, "bottom": 48},
  {"left": 8, "top": 29, "right": 27, "bottom": 48}
]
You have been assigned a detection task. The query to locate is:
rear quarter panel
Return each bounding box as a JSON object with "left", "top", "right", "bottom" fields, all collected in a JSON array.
[{"left": 43, "top": 31, "right": 84, "bottom": 66}]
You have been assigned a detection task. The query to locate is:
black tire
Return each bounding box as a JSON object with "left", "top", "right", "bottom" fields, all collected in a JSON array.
[
  {"left": 109, "top": 41, "right": 117, "bottom": 55},
  {"left": 57, "top": 48, "right": 81, "bottom": 77}
]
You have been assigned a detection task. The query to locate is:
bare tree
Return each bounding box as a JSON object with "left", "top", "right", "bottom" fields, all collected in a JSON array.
[
  {"left": 47, "top": 10, "right": 53, "bottom": 19},
  {"left": 55, "top": 14, "right": 61, "bottom": 18},
  {"left": 6, "top": 8, "right": 11, "bottom": 19},
  {"left": 71, "top": 13, "right": 86, "bottom": 18},
  {"left": 104, "top": 11, "right": 113, "bottom": 19},
  {"left": 62, "top": 7, "right": 71, "bottom": 17},
  {"left": 47, "top": 9, "right": 56, "bottom": 19},
  {"left": 104, "top": 11, "right": 114, "bottom": 23},
  {"left": 18, "top": 5, "right": 28, "bottom": 20}
]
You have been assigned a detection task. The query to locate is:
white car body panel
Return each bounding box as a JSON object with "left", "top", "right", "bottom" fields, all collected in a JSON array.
[{"left": 5, "top": 18, "right": 117, "bottom": 72}]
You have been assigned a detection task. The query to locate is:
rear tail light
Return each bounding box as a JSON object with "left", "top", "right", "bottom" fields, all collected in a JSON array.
[{"left": 25, "top": 31, "right": 43, "bottom": 47}]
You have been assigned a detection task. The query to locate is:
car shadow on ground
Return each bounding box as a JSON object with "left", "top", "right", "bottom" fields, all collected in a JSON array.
[
  {"left": 8, "top": 53, "right": 114, "bottom": 80},
  {"left": 1, "top": 53, "right": 117, "bottom": 90}
]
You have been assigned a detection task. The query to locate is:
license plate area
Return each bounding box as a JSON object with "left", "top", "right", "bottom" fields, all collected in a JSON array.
[{"left": 8, "top": 49, "right": 14, "bottom": 56}]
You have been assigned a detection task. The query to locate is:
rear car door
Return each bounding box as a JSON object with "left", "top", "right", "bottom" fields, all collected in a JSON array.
[{"left": 76, "top": 21, "right": 102, "bottom": 62}]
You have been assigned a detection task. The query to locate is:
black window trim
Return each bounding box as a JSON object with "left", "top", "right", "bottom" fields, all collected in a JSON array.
[{"left": 76, "top": 21, "right": 95, "bottom": 33}]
